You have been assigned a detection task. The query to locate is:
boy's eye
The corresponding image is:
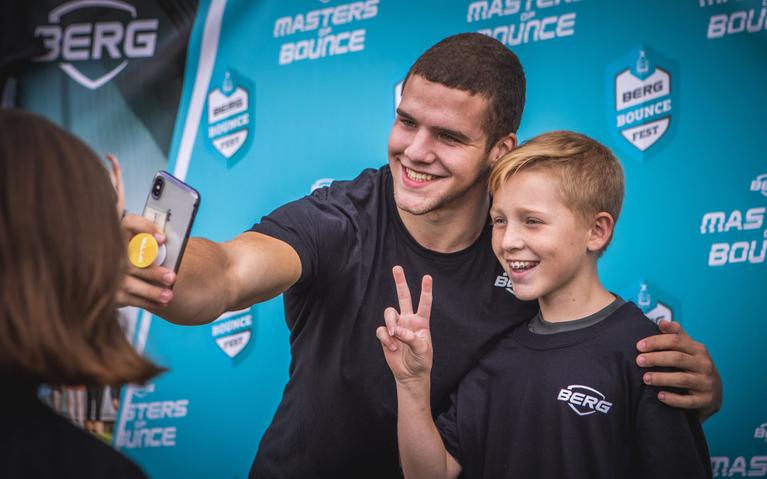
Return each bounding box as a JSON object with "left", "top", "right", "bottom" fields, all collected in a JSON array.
[
  {"left": 491, "top": 217, "right": 507, "bottom": 227},
  {"left": 525, "top": 217, "right": 542, "bottom": 225}
]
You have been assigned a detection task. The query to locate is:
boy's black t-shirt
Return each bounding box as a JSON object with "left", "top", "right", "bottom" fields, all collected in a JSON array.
[
  {"left": 435, "top": 302, "right": 713, "bottom": 479},
  {"left": 249, "top": 166, "right": 538, "bottom": 478}
]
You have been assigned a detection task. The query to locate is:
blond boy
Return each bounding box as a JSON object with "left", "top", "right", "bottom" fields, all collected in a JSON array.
[{"left": 377, "top": 131, "right": 712, "bottom": 478}]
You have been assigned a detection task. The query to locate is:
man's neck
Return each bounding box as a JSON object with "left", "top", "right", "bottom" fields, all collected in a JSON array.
[{"left": 397, "top": 193, "right": 490, "bottom": 254}]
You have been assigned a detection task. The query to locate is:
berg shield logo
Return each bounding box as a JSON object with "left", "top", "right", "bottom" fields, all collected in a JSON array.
[
  {"left": 608, "top": 46, "right": 677, "bottom": 160},
  {"left": 557, "top": 385, "right": 613, "bottom": 416},
  {"left": 33, "top": 0, "right": 159, "bottom": 90},
  {"left": 619, "top": 279, "right": 675, "bottom": 325},
  {"left": 756, "top": 423, "right": 767, "bottom": 443},
  {"left": 752, "top": 173, "right": 767, "bottom": 198},
  {"left": 206, "top": 70, "right": 254, "bottom": 167},
  {"left": 210, "top": 307, "right": 255, "bottom": 359}
]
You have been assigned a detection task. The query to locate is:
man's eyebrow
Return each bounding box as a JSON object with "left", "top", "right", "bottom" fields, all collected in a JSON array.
[
  {"left": 395, "top": 108, "right": 413, "bottom": 119},
  {"left": 396, "top": 107, "right": 472, "bottom": 143},
  {"left": 433, "top": 126, "right": 471, "bottom": 143}
]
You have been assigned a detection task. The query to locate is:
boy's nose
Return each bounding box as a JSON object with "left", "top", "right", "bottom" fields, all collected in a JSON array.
[{"left": 501, "top": 229, "right": 525, "bottom": 251}]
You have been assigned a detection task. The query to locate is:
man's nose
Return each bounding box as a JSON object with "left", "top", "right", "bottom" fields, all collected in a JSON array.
[{"left": 403, "top": 129, "right": 436, "bottom": 164}]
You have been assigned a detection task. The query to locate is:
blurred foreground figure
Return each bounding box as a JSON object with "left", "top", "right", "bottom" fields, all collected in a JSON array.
[{"left": 0, "top": 110, "right": 162, "bottom": 479}]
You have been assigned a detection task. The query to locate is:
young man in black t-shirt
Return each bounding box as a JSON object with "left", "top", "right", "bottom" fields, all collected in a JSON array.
[
  {"left": 379, "top": 131, "right": 712, "bottom": 478},
  {"left": 119, "top": 34, "right": 721, "bottom": 477}
]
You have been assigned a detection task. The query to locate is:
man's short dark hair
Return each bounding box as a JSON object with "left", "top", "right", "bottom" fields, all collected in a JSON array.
[{"left": 404, "top": 32, "right": 526, "bottom": 151}]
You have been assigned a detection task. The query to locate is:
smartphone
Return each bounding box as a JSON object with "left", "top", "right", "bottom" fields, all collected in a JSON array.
[{"left": 142, "top": 171, "right": 200, "bottom": 273}]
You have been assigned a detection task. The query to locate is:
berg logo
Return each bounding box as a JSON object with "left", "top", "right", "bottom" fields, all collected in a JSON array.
[
  {"left": 210, "top": 307, "right": 255, "bottom": 359},
  {"left": 493, "top": 271, "right": 515, "bottom": 295},
  {"left": 557, "top": 385, "right": 613, "bottom": 416},
  {"left": 752, "top": 173, "right": 767, "bottom": 198},
  {"left": 310, "top": 178, "right": 334, "bottom": 192},
  {"left": 33, "top": 0, "right": 159, "bottom": 90},
  {"left": 206, "top": 70, "right": 255, "bottom": 167},
  {"left": 394, "top": 79, "right": 404, "bottom": 112},
  {"left": 619, "top": 279, "right": 676, "bottom": 325},
  {"left": 756, "top": 423, "right": 767, "bottom": 443},
  {"left": 607, "top": 46, "right": 678, "bottom": 161}
]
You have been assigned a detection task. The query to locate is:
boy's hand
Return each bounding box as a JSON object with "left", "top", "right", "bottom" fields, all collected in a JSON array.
[
  {"left": 376, "top": 266, "right": 433, "bottom": 384},
  {"left": 636, "top": 319, "right": 722, "bottom": 420}
]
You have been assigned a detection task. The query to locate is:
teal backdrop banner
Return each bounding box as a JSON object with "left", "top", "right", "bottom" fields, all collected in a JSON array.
[{"left": 14, "top": 0, "right": 767, "bottom": 477}]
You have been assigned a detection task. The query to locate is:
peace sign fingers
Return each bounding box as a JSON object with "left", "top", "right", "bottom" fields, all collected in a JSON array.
[{"left": 392, "top": 265, "right": 413, "bottom": 315}]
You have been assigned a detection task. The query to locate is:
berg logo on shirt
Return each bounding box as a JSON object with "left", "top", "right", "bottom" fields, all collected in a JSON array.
[
  {"left": 557, "top": 385, "right": 613, "bottom": 416},
  {"left": 493, "top": 271, "right": 515, "bottom": 295}
]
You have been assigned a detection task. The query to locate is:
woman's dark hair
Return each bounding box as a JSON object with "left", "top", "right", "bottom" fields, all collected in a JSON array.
[{"left": 0, "top": 109, "right": 162, "bottom": 385}]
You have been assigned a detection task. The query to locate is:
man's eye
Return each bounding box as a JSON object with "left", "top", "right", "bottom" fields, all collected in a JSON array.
[
  {"left": 399, "top": 117, "right": 415, "bottom": 127},
  {"left": 438, "top": 133, "right": 460, "bottom": 143}
]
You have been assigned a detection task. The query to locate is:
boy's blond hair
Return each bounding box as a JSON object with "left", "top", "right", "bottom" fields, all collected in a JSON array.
[{"left": 489, "top": 131, "right": 624, "bottom": 247}]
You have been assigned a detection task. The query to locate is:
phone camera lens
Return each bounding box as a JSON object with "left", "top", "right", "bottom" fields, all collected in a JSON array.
[{"left": 152, "top": 177, "right": 164, "bottom": 199}]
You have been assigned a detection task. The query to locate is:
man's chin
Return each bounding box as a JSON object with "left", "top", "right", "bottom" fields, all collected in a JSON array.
[{"left": 395, "top": 199, "right": 437, "bottom": 217}]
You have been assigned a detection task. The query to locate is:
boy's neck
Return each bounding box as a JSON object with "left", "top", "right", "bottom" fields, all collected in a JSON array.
[{"left": 538, "top": 268, "right": 615, "bottom": 323}]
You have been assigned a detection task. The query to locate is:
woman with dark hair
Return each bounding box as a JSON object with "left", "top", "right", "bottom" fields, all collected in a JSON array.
[{"left": 0, "top": 109, "right": 163, "bottom": 478}]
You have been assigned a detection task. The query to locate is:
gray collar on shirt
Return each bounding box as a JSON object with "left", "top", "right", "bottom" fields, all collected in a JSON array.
[{"left": 528, "top": 296, "right": 626, "bottom": 335}]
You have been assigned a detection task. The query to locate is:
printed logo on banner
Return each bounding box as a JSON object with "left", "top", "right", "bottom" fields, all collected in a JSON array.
[
  {"left": 466, "top": 0, "right": 582, "bottom": 47},
  {"left": 33, "top": 0, "right": 160, "bottom": 90},
  {"left": 756, "top": 422, "right": 767, "bottom": 443},
  {"left": 311, "top": 178, "right": 334, "bottom": 192},
  {"left": 210, "top": 307, "right": 255, "bottom": 359},
  {"left": 711, "top": 425, "right": 767, "bottom": 476},
  {"left": 273, "top": 0, "right": 380, "bottom": 65},
  {"left": 699, "top": 0, "right": 767, "bottom": 40},
  {"left": 619, "top": 279, "right": 675, "bottom": 325},
  {"left": 607, "top": 46, "right": 677, "bottom": 161},
  {"left": 699, "top": 173, "right": 766, "bottom": 267},
  {"left": 395, "top": 80, "right": 404, "bottom": 111},
  {"left": 557, "top": 385, "right": 613, "bottom": 416},
  {"left": 752, "top": 173, "right": 767, "bottom": 198},
  {"left": 206, "top": 70, "right": 254, "bottom": 167},
  {"left": 115, "top": 383, "right": 190, "bottom": 449}
]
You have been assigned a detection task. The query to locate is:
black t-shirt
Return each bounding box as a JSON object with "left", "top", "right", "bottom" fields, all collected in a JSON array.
[
  {"left": 435, "top": 302, "right": 712, "bottom": 479},
  {"left": 249, "top": 166, "right": 538, "bottom": 478},
  {"left": 0, "top": 379, "right": 147, "bottom": 479}
]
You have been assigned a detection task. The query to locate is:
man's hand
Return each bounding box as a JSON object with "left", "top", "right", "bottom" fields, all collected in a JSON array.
[
  {"left": 117, "top": 213, "right": 176, "bottom": 311},
  {"left": 636, "top": 319, "right": 722, "bottom": 420},
  {"left": 376, "top": 266, "right": 433, "bottom": 384}
]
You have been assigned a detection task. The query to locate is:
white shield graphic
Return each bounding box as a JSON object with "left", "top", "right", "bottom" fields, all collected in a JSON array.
[
  {"left": 210, "top": 308, "right": 253, "bottom": 359},
  {"left": 615, "top": 66, "right": 671, "bottom": 151},
  {"left": 207, "top": 73, "right": 250, "bottom": 160},
  {"left": 34, "top": 0, "right": 157, "bottom": 90}
]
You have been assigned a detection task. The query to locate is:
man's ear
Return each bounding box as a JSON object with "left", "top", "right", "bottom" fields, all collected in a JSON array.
[
  {"left": 488, "top": 133, "right": 517, "bottom": 167},
  {"left": 587, "top": 212, "right": 616, "bottom": 252}
]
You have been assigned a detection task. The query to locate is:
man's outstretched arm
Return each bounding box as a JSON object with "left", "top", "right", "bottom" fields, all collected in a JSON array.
[
  {"left": 636, "top": 320, "right": 722, "bottom": 420},
  {"left": 118, "top": 214, "right": 301, "bottom": 326}
]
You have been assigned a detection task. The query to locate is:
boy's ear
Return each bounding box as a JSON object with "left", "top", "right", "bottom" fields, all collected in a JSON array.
[
  {"left": 587, "top": 212, "right": 615, "bottom": 252},
  {"left": 488, "top": 133, "right": 517, "bottom": 167}
]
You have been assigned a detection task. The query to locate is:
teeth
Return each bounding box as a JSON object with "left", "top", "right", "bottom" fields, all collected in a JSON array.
[
  {"left": 405, "top": 167, "right": 435, "bottom": 182},
  {"left": 509, "top": 261, "right": 538, "bottom": 271}
]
